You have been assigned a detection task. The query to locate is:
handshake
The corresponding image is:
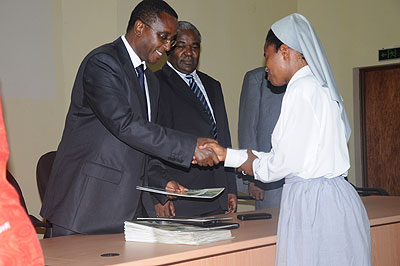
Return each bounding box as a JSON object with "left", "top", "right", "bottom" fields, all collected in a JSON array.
[
  {"left": 193, "top": 138, "right": 258, "bottom": 176},
  {"left": 192, "top": 138, "right": 227, "bottom": 167}
]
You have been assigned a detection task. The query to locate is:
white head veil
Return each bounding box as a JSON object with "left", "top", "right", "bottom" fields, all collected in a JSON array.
[{"left": 271, "top": 13, "right": 351, "bottom": 141}]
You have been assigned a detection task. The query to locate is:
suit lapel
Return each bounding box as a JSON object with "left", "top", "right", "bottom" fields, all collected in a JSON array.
[
  {"left": 115, "top": 38, "right": 148, "bottom": 118},
  {"left": 198, "top": 71, "right": 217, "bottom": 118},
  {"left": 146, "top": 69, "right": 159, "bottom": 122},
  {"left": 197, "top": 71, "right": 218, "bottom": 127},
  {"left": 162, "top": 65, "right": 209, "bottom": 120}
]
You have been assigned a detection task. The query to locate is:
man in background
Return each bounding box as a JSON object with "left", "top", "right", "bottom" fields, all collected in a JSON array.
[
  {"left": 41, "top": 0, "right": 218, "bottom": 237},
  {"left": 152, "top": 21, "right": 237, "bottom": 217},
  {"left": 238, "top": 66, "right": 286, "bottom": 209}
]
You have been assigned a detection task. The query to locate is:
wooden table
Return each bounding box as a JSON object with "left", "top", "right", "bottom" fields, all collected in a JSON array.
[{"left": 40, "top": 196, "right": 400, "bottom": 266}]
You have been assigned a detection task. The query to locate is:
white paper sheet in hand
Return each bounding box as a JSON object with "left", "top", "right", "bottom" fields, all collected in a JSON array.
[{"left": 136, "top": 186, "right": 224, "bottom": 198}]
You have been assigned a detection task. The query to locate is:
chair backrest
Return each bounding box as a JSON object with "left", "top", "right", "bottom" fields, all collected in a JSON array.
[
  {"left": 6, "top": 170, "right": 29, "bottom": 214},
  {"left": 6, "top": 169, "right": 52, "bottom": 231},
  {"left": 36, "top": 151, "right": 56, "bottom": 202}
]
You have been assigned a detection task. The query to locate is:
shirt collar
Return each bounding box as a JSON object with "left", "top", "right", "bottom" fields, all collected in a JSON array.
[
  {"left": 167, "top": 61, "right": 197, "bottom": 79},
  {"left": 287, "top": 65, "right": 310, "bottom": 88},
  {"left": 121, "top": 35, "right": 147, "bottom": 70}
]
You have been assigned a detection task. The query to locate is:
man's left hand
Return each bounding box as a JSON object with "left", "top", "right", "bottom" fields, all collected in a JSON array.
[
  {"left": 165, "top": 180, "right": 187, "bottom": 199},
  {"left": 154, "top": 201, "right": 175, "bottom": 218},
  {"left": 226, "top": 193, "right": 237, "bottom": 214}
]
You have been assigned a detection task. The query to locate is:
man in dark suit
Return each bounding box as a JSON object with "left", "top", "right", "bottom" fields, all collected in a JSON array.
[
  {"left": 40, "top": 0, "right": 219, "bottom": 237},
  {"left": 152, "top": 21, "right": 237, "bottom": 217},
  {"left": 238, "top": 67, "right": 286, "bottom": 209}
]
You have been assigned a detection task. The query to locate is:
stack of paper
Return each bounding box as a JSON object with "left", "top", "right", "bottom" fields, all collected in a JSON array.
[{"left": 124, "top": 220, "right": 233, "bottom": 245}]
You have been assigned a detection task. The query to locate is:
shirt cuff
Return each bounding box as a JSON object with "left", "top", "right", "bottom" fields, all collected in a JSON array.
[
  {"left": 252, "top": 158, "right": 261, "bottom": 181},
  {"left": 224, "top": 148, "right": 248, "bottom": 168}
]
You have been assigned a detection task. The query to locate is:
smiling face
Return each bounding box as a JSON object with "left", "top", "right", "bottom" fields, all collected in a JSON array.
[
  {"left": 168, "top": 29, "right": 200, "bottom": 74},
  {"left": 131, "top": 12, "right": 178, "bottom": 64}
]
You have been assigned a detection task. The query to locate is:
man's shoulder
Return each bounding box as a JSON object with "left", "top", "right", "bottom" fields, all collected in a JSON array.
[
  {"left": 84, "top": 38, "right": 122, "bottom": 63},
  {"left": 154, "top": 63, "right": 174, "bottom": 80},
  {"left": 245, "top": 66, "right": 266, "bottom": 78},
  {"left": 91, "top": 38, "right": 119, "bottom": 53},
  {"left": 197, "top": 71, "right": 220, "bottom": 85}
]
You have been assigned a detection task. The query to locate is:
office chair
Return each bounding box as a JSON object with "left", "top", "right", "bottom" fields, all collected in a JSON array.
[
  {"left": 36, "top": 151, "right": 56, "bottom": 237},
  {"left": 36, "top": 151, "right": 56, "bottom": 202},
  {"left": 352, "top": 184, "right": 389, "bottom": 196},
  {"left": 343, "top": 177, "right": 389, "bottom": 196},
  {"left": 6, "top": 170, "right": 51, "bottom": 229}
]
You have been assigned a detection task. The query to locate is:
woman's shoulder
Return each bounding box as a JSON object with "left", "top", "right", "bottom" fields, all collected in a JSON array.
[{"left": 288, "top": 71, "right": 321, "bottom": 97}]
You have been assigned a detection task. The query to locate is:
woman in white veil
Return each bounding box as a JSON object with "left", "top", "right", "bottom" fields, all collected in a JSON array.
[{"left": 205, "top": 13, "right": 372, "bottom": 266}]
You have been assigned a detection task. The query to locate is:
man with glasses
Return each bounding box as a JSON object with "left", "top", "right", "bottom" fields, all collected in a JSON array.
[
  {"left": 41, "top": 0, "right": 219, "bottom": 237},
  {"left": 151, "top": 21, "right": 237, "bottom": 218}
]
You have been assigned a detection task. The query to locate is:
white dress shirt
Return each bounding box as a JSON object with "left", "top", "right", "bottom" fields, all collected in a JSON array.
[
  {"left": 167, "top": 61, "right": 216, "bottom": 123},
  {"left": 225, "top": 66, "right": 350, "bottom": 183},
  {"left": 121, "top": 35, "right": 151, "bottom": 121}
]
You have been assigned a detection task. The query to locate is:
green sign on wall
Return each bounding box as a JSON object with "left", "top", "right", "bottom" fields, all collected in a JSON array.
[{"left": 378, "top": 48, "right": 400, "bottom": 61}]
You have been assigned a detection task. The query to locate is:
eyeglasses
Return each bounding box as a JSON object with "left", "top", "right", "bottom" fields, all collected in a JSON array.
[{"left": 141, "top": 20, "right": 176, "bottom": 46}]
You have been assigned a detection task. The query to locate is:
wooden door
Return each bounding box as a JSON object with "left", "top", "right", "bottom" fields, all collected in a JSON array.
[{"left": 360, "top": 63, "right": 400, "bottom": 196}]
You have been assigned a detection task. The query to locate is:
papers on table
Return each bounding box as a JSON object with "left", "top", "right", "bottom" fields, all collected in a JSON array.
[
  {"left": 136, "top": 186, "right": 224, "bottom": 198},
  {"left": 124, "top": 220, "right": 234, "bottom": 245}
]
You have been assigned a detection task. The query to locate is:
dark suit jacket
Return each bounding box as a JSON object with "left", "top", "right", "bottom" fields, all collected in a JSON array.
[
  {"left": 40, "top": 38, "right": 197, "bottom": 234},
  {"left": 151, "top": 64, "right": 237, "bottom": 216}
]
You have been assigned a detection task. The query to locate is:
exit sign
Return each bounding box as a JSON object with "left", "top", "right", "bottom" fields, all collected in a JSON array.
[{"left": 378, "top": 47, "right": 400, "bottom": 61}]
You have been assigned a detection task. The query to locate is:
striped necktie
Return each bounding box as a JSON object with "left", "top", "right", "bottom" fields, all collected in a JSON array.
[{"left": 186, "top": 74, "right": 217, "bottom": 139}]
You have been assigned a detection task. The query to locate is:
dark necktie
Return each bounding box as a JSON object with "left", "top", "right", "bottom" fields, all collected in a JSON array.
[
  {"left": 186, "top": 74, "right": 217, "bottom": 139},
  {"left": 136, "top": 64, "right": 148, "bottom": 120}
]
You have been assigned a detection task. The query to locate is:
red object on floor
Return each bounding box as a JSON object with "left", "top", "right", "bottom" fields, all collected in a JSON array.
[{"left": 0, "top": 97, "right": 44, "bottom": 266}]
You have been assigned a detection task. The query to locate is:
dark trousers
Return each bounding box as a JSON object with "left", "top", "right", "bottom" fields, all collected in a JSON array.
[{"left": 44, "top": 224, "right": 77, "bottom": 238}]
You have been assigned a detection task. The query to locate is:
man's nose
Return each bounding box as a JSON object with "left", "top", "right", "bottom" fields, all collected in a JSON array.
[{"left": 183, "top": 46, "right": 193, "bottom": 56}]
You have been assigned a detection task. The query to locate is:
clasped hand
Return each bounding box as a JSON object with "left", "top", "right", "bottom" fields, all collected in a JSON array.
[
  {"left": 195, "top": 143, "right": 257, "bottom": 177},
  {"left": 192, "top": 138, "right": 221, "bottom": 166}
]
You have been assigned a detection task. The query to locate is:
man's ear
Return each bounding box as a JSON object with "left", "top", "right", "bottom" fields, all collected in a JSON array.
[{"left": 134, "top": 20, "right": 145, "bottom": 37}]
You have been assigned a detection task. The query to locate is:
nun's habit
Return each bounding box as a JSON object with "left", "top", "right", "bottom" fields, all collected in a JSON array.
[{"left": 225, "top": 13, "right": 372, "bottom": 266}]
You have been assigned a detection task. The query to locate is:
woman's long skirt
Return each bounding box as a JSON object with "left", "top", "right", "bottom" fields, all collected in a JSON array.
[{"left": 275, "top": 176, "right": 372, "bottom": 266}]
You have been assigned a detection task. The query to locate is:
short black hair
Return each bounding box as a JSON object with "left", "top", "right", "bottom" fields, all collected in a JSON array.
[
  {"left": 126, "top": 0, "right": 178, "bottom": 33},
  {"left": 265, "top": 29, "right": 284, "bottom": 52}
]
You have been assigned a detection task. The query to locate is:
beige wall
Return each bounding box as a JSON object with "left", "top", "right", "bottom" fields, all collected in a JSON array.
[{"left": 1, "top": 0, "right": 399, "bottom": 219}]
